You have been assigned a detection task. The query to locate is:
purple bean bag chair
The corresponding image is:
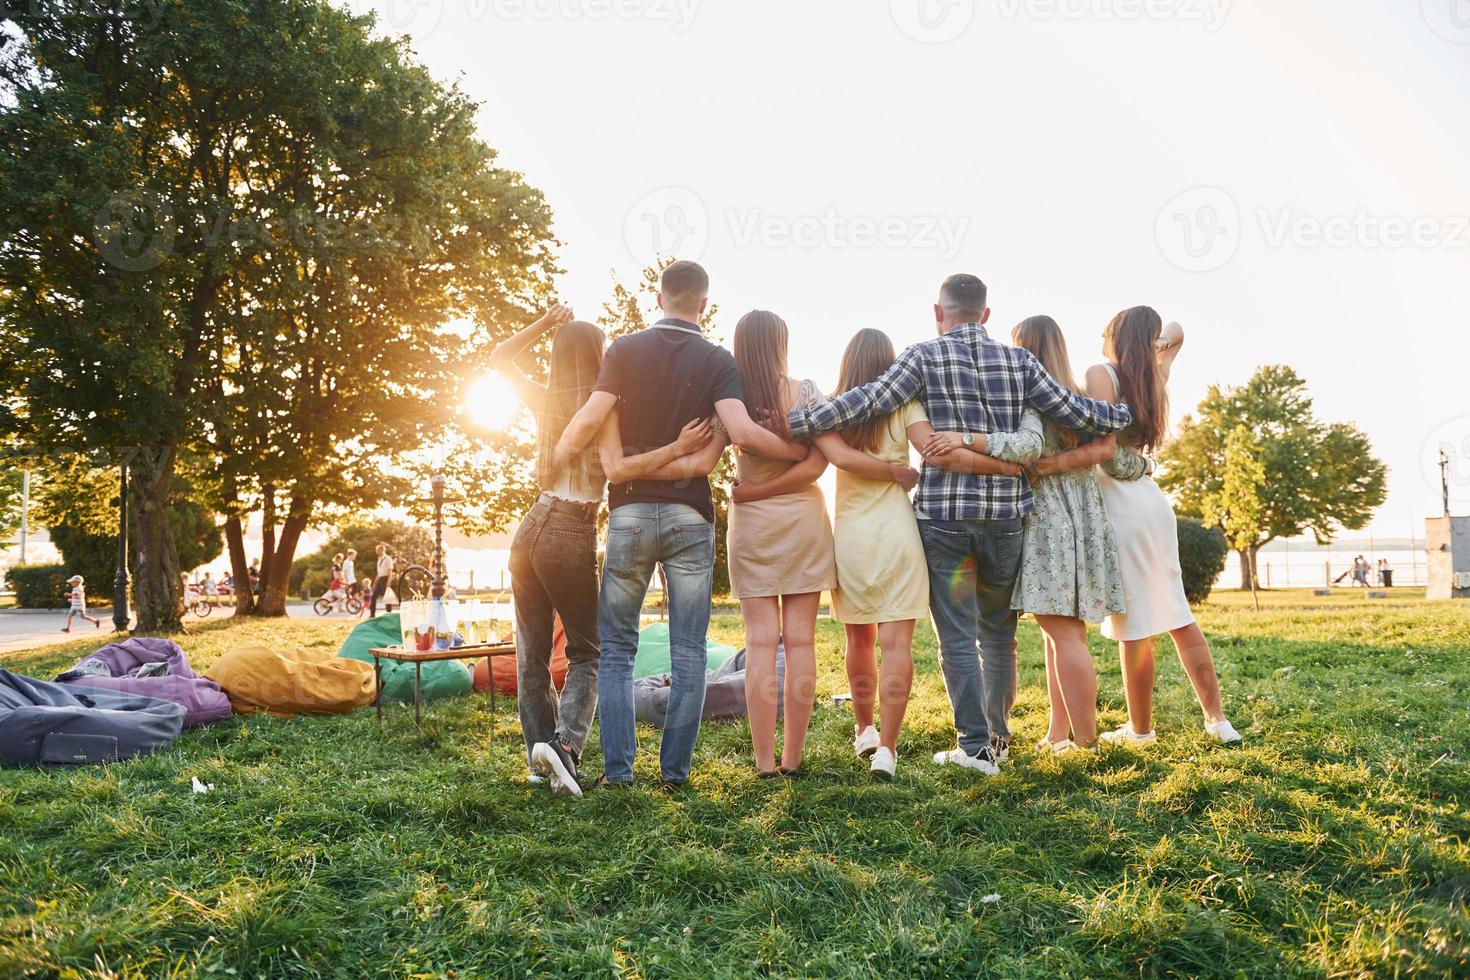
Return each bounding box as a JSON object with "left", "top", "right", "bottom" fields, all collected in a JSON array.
[
  {"left": 56, "top": 637, "right": 233, "bottom": 728},
  {"left": 0, "top": 670, "right": 185, "bottom": 765}
]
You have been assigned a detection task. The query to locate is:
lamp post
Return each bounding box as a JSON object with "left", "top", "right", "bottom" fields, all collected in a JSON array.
[
  {"left": 112, "top": 462, "right": 129, "bottom": 632},
  {"left": 430, "top": 474, "right": 447, "bottom": 601}
]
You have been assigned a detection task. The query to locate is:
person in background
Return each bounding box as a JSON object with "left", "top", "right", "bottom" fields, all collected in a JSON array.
[
  {"left": 369, "top": 544, "right": 393, "bottom": 617},
  {"left": 248, "top": 560, "right": 261, "bottom": 596},
  {"left": 721, "top": 310, "right": 837, "bottom": 780},
  {"left": 493, "top": 301, "right": 717, "bottom": 797},
  {"left": 1086, "top": 308, "right": 1241, "bottom": 746},
  {"left": 1351, "top": 555, "right": 1370, "bottom": 588},
  {"left": 61, "top": 575, "right": 101, "bottom": 632},
  {"left": 553, "top": 260, "right": 807, "bottom": 790},
  {"left": 1378, "top": 558, "right": 1393, "bottom": 588},
  {"left": 358, "top": 578, "right": 374, "bottom": 617},
  {"left": 343, "top": 549, "right": 358, "bottom": 597}
]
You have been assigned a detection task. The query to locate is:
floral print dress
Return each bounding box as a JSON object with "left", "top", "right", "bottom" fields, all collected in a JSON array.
[{"left": 989, "top": 410, "right": 1126, "bottom": 623}]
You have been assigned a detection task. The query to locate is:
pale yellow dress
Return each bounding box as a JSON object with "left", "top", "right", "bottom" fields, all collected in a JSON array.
[
  {"left": 726, "top": 379, "right": 838, "bottom": 600},
  {"left": 831, "top": 401, "right": 931, "bottom": 624}
]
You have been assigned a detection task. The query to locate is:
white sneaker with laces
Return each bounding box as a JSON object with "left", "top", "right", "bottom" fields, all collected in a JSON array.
[
  {"left": 1099, "top": 724, "right": 1158, "bottom": 746},
  {"left": 992, "top": 737, "right": 1010, "bottom": 764},
  {"left": 870, "top": 746, "right": 897, "bottom": 780},
  {"left": 531, "top": 742, "right": 583, "bottom": 798},
  {"left": 1204, "top": 718, "right": 1243, "bottom": 744},
  {"left": 931, "top": 747, "right": 1000, "bottom": 776},
  {"left": 853, "top": 725, "right": 880, "bottom": 759}
]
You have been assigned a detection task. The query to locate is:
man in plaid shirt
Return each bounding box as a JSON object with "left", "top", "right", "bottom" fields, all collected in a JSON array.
[{"left": 788, "top": 274, "right": 1133, "bottom": 775}]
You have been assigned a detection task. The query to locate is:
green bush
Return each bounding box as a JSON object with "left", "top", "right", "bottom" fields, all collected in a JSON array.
[
  {"left": 5, "top": 564, "right": 71, "bottom": 609},
  {"left": 1177, "top": 516, "right": 1229, "bottom": 605}
]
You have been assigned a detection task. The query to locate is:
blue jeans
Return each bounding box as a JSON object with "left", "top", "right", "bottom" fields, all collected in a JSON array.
[
  {"left": 921, "top": 518, "right": 1024, "bottom": 755},
  {"left": 598, "top": 503, "right": 716, "bottom": 784}
]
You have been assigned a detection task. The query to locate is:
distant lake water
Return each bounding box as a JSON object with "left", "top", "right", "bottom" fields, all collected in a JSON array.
[{"left": 447, "top": 543, "right": 1431, "bottom": 596}]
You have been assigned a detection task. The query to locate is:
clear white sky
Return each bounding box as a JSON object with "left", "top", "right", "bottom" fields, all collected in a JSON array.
[{"left": 351, "top": 0, "right": 1470, "bottom": 538}]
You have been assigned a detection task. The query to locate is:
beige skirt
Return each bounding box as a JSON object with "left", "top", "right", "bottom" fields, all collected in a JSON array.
[{"left": 727, "top": 485, "right": 837, "bottom": 600}]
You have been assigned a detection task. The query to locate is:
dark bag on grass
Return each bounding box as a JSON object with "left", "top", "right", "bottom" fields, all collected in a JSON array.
[{"left": 0, "top": 669, "right": 185, "bottom": 766}]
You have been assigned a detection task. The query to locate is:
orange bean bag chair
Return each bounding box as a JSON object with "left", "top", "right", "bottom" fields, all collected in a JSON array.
[
  {"left": 205, "top": 645, "right": 376, "bottom": 718},
  {"left": 473, "top": 617, "right": 567, "bottom": 696}
]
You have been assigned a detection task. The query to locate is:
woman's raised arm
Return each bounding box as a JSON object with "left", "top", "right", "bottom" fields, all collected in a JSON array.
[{"left": 488, "top": 304, "right": 574, "bottom": 414}]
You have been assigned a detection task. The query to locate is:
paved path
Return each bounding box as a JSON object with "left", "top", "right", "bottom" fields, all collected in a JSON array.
[{"left": 0, "top": 604, "right": 334, "bottom": 657}]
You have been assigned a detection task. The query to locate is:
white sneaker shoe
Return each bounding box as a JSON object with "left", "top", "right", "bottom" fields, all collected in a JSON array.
[
  {"left": 1205, "top": 718, "right": 1243, "bottom": 744},
  {"left": 870, "top": 746, "right": 897, "bottom": 780},
  {"left": 531, "top": 742, "right": 583, "bottom": 798},
  {"left": 992, "top": 737, "right": 1010, "bottom": 764},
  {"left": 1100, "top": 724, "right": 1157, "bottom": 746},
  {"left": 853, "top": 725, "right": 880, "bottom": 758},
  {"left": 932, "top": 747, "right": 1000, "bottom": 776}
]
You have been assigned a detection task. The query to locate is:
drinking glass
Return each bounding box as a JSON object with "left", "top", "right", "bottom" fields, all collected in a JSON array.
[{"left": 399, "top": 600, "right": 426, "bottom": 649}]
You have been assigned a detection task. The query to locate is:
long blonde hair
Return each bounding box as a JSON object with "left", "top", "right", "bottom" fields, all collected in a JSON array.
[{"left": 1011, "top": 315, "right": 1081, "bottom": 448}]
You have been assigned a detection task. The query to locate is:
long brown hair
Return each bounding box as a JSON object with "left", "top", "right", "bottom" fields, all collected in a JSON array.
[
  {"left": 1011, "top": 315, "right": 1081, "bottom": 449},
  {"left": 535, "top": 320, "right": 605, "bottom": 489},
  {"left": 733, "top": 310, "right": 790, "bottom": 439},
  {"left": 833, "top": 328, "right": 897, "bottom": 452},
  {"left": 1102, "top": 306, "right": 1168, "bottom": 451}
]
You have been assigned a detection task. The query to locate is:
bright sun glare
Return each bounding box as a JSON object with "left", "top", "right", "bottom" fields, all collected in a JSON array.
[{"left": 465, "top": 375, "right": 523, "bottom": 431}]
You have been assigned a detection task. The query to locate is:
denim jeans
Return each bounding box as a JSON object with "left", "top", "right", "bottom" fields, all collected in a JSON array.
[
  {"left": 508, "top": 496, "right": 601, "bottom": 770},
  {"left": 598, "top": 503, "right": 716, "bottom": 784},
  {"left": 920, "top": 517, "right": 1025, "bottom": 755}
]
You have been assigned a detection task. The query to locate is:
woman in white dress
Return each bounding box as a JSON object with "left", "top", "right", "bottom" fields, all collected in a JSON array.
[{"left": 1085, "top": 307, "right": 1241, "bottom": 745}]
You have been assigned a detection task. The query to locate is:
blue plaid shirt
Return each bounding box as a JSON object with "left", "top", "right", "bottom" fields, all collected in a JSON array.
[{"left": 788, "top": 323, "right": 1134, "bottom": 521}]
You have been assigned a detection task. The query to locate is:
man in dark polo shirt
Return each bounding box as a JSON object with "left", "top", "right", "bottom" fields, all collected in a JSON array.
[{"left": 554, "top": 260, "right": 805, "bottom": 788}]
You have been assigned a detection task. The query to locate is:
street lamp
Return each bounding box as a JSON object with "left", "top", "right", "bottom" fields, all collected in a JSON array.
[
  {"left": 112, "top": 462, "right": 129, "bottom": 632},
  {"left": 429, "top": 474, "right": 447, "bottom": 601}
]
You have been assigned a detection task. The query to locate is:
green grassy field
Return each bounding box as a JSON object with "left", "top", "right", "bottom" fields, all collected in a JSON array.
[{"left": 0, "top": 591, "right": 1467, "bottom": 977}]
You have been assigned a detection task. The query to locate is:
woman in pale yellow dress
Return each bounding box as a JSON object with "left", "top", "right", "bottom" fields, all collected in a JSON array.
[
  {"left": 821, "top": 329, "right": 931, "bottom": 780},
  {"left": 726, "top": 311, "right": 837, "bottom": 778}
]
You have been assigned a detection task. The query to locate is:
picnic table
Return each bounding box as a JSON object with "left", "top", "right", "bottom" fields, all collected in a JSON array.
[{"left": 368, "top": 642, "right": 517, "bottom": 728}]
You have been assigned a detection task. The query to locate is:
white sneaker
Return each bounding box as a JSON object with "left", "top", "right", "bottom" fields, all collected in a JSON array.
[
  {"left": 932, "top": 747, "right": 1000, "bottom": 776},
  {"left": 992, "top": 737, "right": 1010, "bottom": 764},
  {"left": 531, "top": 742, "right": 583, "bottom": 798},
  {"left": 1100, "top": 724, "right": 1157, "bottom": 746},
  {"left": 1052, "top": 739, "right": 1098, "bottom": 756},
  {"left": 1205, "top": 718, "right": 1243, "bottom": 744},
  {"left": 853, "top": 725, "right": 880, "bottom": 758},
  {"left": 870, "top": 746, "right": 897, "bottom": 780}
]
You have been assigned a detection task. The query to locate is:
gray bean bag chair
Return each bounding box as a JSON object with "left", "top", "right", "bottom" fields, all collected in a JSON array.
[
  {"left": 0, "top": 669, "right": 186, "bottom": 766},
  {"left": 634, "top": 646, "right": 786, "bottom": 728}
]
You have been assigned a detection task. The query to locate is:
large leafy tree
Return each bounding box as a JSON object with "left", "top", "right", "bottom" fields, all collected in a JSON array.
[
  {"left": 0, "top": 0, "right": 556, "bottom": 625},
  {"left": 1203, "top": 426, "right": 1267, "bottom": 609},
  {"left": 1159, "top": 365, "right": 1387, "bottom": 588}
]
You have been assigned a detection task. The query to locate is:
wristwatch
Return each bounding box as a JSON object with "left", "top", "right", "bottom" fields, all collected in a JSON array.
[{"left": 961, "top": 433, "right": 976, "bottom": 448}]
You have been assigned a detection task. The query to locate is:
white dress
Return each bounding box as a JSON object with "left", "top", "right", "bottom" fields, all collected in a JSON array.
[{"left": 1094, "top": 364, "right": 1195, "bottom": 642}]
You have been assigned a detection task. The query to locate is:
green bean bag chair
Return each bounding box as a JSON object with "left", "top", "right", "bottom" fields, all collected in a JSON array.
[
  {"left": 633, "top": 623, "right": 738, "bottom": 680},
  {"left": 337, "top": 614, "right": 473, "bottom": 704}
]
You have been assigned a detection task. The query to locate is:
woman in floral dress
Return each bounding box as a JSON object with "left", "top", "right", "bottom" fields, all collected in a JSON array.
[{"left": 984, "top": 316, "right": 1125, "bottom": 753}]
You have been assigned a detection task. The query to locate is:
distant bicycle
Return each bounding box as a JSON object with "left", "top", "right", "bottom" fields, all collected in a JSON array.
[
  {"left": 185, "top": 590, "right": 213, "bottom": 618},
  {"left": 396, "top": 564, "right": 434, "bottom": 603},
  {"left": 313, "top": 590, "right": 364, "bottom": 617}
]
